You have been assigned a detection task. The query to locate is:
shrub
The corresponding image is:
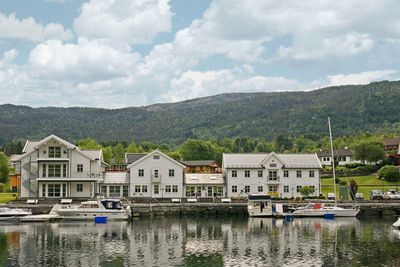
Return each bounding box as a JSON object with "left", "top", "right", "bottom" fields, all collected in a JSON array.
[
  {"left": 339, "top": 180, "right": 347, "bottom": 186},
  {"left": 378, "top": 165, "right": 400, "bottom": 182},
  {"left": 344, "top": 162, "right": 366, "bottom": 169},
  {"left": 299, "top": 186, "right": 313, "bottom": 197}
]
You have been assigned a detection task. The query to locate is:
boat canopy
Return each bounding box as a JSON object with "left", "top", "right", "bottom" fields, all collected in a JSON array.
[
  {"left": 248, "top": 194, "right": 271, "bottom": 201},
  {"left": 101, "top": 199, "right": 122, "bottom": 210}
]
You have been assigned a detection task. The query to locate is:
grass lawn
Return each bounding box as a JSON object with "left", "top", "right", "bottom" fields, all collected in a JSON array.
[
  {"left": 0, "top": 193, "right": 18, "bottom": 203},
  {"left": 321, "top": 175, "right": 400, "bottom": 199}
]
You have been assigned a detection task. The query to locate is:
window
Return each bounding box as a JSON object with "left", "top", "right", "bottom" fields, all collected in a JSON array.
[
  {"left": 101, "top": 186, "right": 107, "bottom": 195},
  {"left": 153, "top": 154, "right": 160, "bottom": 159},
  {"left": 268, "top": 185, "right": 278, "bottom": 192},
  {"left": 135, "top": 185, "right": 141, "bottom": 193},
  {"left": 296, "top": 170, "right": 302, "bottom": 178},
  {"left": 123, "top": 186, "right": 129, "bottom": 197},
  {"left": 154, "top": 184, "right": 159, "bottom": 194},
  {"left": 48, "top": 164, "right": 61, "bottom": 177},
  {"left": 283, "top": 170, "right": 289, "bottom": 178},
  {"left": 48, "top": 184, "right": 61, "bottom": 197},
  {"left": 244, "top": 185, "right": 250, "bottom": 193},
  {"left": 244, "top": 170, "right": 250, "bottom": 178},
  {"left": 165, "top": 185, "right": 171, "bottom": 192},
  {"left": 63, "top": 164, "right": 67, "bottom": 177},
  {"left": 77, "top": 164, "right": 83, "bottom": 173},
  {"left": 138, "top": 169, "right": 144, "bottom": 177},
  {"left": 109, "top": 186, "right": 120, "bottom": 195},
  {"left": 42, "top": 164, "right": 46, "bottom": 177},
  {"left": 154, "top": 169, "right": 159, "bottom": 178},
  {"left": 284, "top": 185, "right": 289, "bottom": 193},
  {"left": 48, "top": 146, "right": 61, "bottom": 158},
  {"left": 268, "top": 170, "right": 278, "bottom": 180},
  {"left": 232, "top": 170, "right": 237, "bottom": 177},
  {"left": 169, "top": 169, "right": 175, "bottom": 177},
  {"left": 142, "top": 185, "right": 148, "bottom": 193},
  {"left": 172, "top": 185, "right": 178, "bottom": 193},
  {"left": 258, "top": 170, "right": 263, "bottom": 178},
  {"left": 258, "top": 186, "right": 263, "bottom": 192},
  {"left": 296, "top": 186, "right": 302, "bottom": 192},
  {"left": 270, "top": 163, "right": 277, "bottom": 168},
  {"left": 77, "top": 184, "right": 83, "bottom": 192},
  {"left": 42, "top": 184, "right": 46, "bottom": 197},
  {"left": 309, "top": 170, "right": 315, "bottom": 178},
  {"left": 232, "top": 185, "right": 237, "bottom": 193}
]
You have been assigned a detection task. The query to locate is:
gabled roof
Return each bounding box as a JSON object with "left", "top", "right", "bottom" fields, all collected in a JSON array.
[
  {"left": 180, "top": 160, "right": 218, "bottom": 167},
  {"left": 383, "top": 137, "right": 400, "bottom": 146},
  {"left": 81, "top": 149, "right": 102, "bottom": 160},
  {"left": 317, "top": 148, "right": 353, "bottom": 157},
  {"left": 125, "top": 153, "right": 147, "bottom": 164},
  {"left": 127, "top": 150, "right": 185, "bottom": 168},
  {"left": 33, "top": 134, "right": 76, "bottom": 150},
  {"left": 22, "top": 141, "right": 40, "bottom": 153},
  {"left": 223, "top": 152, "right": 321, "bottom": 169},
  {"left": 260, "top": 152, "right": 285, "bottom": 166}
]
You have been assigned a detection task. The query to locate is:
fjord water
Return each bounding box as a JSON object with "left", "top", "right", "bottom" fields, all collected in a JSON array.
[{"left": 0, "top": 217, "right": 399, "bottom": 267}]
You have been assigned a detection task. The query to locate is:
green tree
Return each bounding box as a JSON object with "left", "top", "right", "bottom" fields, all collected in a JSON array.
[
  {"left": 299, "top": 186, "right": 313, "bottom": 197},
  {"left": 112, "top": 143, "right": 125, "bottom": 164},
  {"left": 353, "top": 141, "right": 385, "bottom": 164},
  {"left": 168, "top": 151, "right": 182, "bottom": 161},
  {"left": 378, "top": 165, "right": 400, "bottom": 182},
  {"left": 180, "top": 139, "right": 215, "bottom": 160},
  {"left": 126, "top": 140, "right": 139, "bottom": 153},
  {"left": 0, "top": 153, "right": 9, "bottom": 184},
  {"left": 77, "top": 138, "right": 102, "bottom": 149},
  {"left": 102, "top": 146, "right": 113, "bottom": 164}
]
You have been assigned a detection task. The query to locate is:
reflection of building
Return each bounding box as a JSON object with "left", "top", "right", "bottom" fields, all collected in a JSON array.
[
  {"left": 10, "top": 135, "right": 107, "bottom": 198},
  {"left": 223, "top": 152, "right": 321, "bottom": 198}
]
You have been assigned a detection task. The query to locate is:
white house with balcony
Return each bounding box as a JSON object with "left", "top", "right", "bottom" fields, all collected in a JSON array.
[
  {"left": 127, "top": 150, "right": 185, "bottom": 198},
  {"left": 222, "top": 152, "right": 321, "bottom": 198},
  {"left": 10, "top": 134, "right": 107, "bottom": 199}
]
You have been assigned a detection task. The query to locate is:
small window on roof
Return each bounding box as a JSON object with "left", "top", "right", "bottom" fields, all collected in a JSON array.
[
  {"left": 153, "top": 154, "right": 160, "bottom": 159},
  {"left": 210, "top": 176, "right": 217, "bottom": 180}
]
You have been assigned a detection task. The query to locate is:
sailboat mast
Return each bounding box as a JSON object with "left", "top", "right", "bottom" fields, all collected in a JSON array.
[{"left": 328, "top": 117, "right": 338, "bottom": 206}]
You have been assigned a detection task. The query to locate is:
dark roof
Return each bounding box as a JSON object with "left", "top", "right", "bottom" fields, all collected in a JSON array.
[
  {"left": 317, "top": 149, "right": 353, "bottom": 157},
  {"left": 125, "top": 153, "right": 147, "bottom": 164},
  {"left": 383, "top": 137, "right": 400, "bottom": 146},
  {"left": 180, "top": 160, "right": 218, "bottom": 167}
]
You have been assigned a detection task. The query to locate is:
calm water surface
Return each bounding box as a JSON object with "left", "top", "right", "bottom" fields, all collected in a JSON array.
[{"left": 0, "top": 216, "right": 399, "bottom": 267}]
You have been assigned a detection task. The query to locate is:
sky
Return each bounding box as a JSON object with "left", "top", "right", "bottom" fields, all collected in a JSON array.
[{"left": 0, "top": 0, "right": 399, "bottom": 108}]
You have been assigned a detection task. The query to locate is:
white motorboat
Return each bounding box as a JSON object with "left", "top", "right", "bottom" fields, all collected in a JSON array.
[
  {"left": 55, "top": 199, "right": 131, "bottom": 221},
  {"left": 20, "top": 206, "right": 60, "bottom": 222},
  {"left": 393, "top": 217, "right": 400, "bottom": 228},
  {"left": 0, "top": 207, "right": 32, "bottom": 221},
  {"left": 292, "top": 203, "right": 360, "bottom": 217},
  {"left": 247, "top": 194, "right": 273, "bottom": 217}
]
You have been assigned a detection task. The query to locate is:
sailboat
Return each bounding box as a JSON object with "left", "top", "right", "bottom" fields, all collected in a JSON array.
[{"left": 292, "top": 117, "right": 360, "bottom": 217}]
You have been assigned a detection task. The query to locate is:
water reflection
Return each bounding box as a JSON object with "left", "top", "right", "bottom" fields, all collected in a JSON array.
[{"left": 0, "top": 216, "right": 399, "bottom": 266}]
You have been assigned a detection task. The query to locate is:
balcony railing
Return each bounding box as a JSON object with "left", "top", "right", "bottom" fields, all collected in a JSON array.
[{"left": 267, "top": 176, "right": 280, "bottom": 182}]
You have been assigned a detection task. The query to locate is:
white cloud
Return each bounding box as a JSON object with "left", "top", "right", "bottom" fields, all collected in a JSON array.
[
  {"left": 28, "top": 38, "right": 140, "bottom": 82},
  {"left": 74, "top": 0, "right": 173, "bottom": 45},
  {"left": 327, "top": 70, "right": 398, "bottom": 86},
  {"left": 0, "top": 12, "right": 73, "bottom": 42}
]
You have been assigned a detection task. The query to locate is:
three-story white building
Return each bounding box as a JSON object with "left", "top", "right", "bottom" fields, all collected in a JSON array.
[
  {"left": 127, "top": 150, "right": 185, "bottom": 198},
  {"left": 11, "top": 135, "right": 107, "bottom": 198},
  {"left": 222, "top": 152, "right": 321, "bottom": 198}
]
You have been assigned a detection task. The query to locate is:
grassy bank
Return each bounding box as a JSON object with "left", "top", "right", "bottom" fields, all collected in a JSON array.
[
  {"left": 321, "top": 175, "right": 400, "bottom": 199},
  {"left": 0, "top": 193, "right": 18, "bottom": 203}
]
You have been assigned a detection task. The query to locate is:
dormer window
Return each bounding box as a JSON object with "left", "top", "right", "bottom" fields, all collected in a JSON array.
[{"left": 153, "top": 154, "right": 160, "bottom": 160}]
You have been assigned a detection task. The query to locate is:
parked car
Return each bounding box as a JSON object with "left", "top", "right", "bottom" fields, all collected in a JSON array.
[
  {"left": 370, "top": 190, "right": 384, "bottom": 200},
  {"left": 383, "top": 189, "right": 400, "bottom": 200},
  {"left": 354, "top": 193, "right": 364, "bottom": 201},
  {"left": 327, "top": 193, "right": 336, "bottom": 200}
]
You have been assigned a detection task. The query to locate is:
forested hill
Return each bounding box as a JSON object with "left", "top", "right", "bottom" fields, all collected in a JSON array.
[{"left": 1, "top": 80, "right": 400, "bottom": 145}]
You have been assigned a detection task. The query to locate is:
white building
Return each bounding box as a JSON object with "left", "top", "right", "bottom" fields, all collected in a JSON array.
[
  {"left": 10, "top": 134, "right": 107, "bottom": 199},
  {"left": 317, "top": 148, "right": 355, "bottom": 166},
  {"left": 127, "top": 150, "right": 185, "bottom": 198},
  {"left": 184, "top": 173, "right": 225, "bottom": 198},
  {"left": 222, "top": 152, "right": 321, "bottom": 198}
]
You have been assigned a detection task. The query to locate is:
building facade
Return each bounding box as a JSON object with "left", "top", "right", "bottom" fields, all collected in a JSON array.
[
  {"left": 127, "top": 150, "right": 185, "bottom": 198},
  {"left": 223, "top": 152, "right": 321, "bottom": 198},
  {"left": 11, "top": 135, "right": 107, "bottom": 198},
  {"left": 317, "top": 148, "right": 354, "bottom": 166}
]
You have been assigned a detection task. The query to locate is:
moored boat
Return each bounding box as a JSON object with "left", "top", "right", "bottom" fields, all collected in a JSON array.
[
  {"left": 292, "top": 203, "right": 360, "bottom": 217},
  {"left": 247, "top": 194, "right": 273, "bottom": 217},
  {"left": 55, "top": 199, "right": 131, "bottom": 221},
  {"left": 0, "top": 207, "right": 32, "bottom": 221}
]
